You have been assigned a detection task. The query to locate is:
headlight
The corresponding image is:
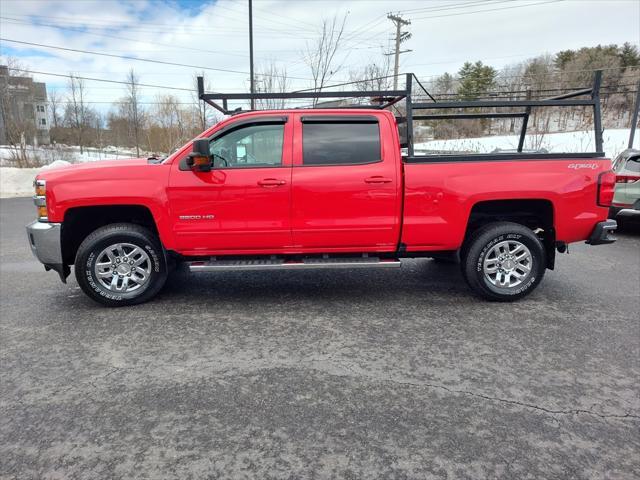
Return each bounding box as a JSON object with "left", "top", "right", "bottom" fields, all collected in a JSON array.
[{"left": 33, "top": 179, "right": 48, "bottom": 222}]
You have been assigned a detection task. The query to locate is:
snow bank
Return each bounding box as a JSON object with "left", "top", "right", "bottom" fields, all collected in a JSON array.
[
  {"left": 0, "top": 168, "right": 38, "bottom": 198},
  {"left": 39, "top": 160, "right": 72, "bottom": 170},
  {"left": 0, "top": 161, "right": 74, "bottom": 198},
  {"left": 0, "top": 145, "right": 138, "bottom": 167}
]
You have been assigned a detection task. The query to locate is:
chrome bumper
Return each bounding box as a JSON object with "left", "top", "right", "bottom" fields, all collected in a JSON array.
[{"left": 26, "top": 221, "right": 69, "bottom": 282}]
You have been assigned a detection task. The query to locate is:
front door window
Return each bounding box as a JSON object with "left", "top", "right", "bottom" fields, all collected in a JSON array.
[{"left": 210, "top": 124, "right": 284, "bottom": 168}]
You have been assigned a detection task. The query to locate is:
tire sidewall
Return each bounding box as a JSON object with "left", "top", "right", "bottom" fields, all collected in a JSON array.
[
  {"left": 465, "top": 224, "right": 545, "bottom": 301},
  {"left": 76, "top": 227, "right": 166, "bottom": 306}
]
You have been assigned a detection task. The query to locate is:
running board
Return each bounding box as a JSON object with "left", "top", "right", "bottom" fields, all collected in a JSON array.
[{"left": 188, "top": 257, "right": 402, "bottom": 272}]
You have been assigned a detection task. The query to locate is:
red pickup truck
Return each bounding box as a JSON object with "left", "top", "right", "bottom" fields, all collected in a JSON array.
[{"left": 26, "top": 76, "right": 617, "bottom": 306}]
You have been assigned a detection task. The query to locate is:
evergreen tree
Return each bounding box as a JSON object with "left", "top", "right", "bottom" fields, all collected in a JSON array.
[
  {"left": 619, "top": 42, "right": 640, "bottom": 68},
  {"left": 457, "top": 61, "right": 497, "bottom": 100}
]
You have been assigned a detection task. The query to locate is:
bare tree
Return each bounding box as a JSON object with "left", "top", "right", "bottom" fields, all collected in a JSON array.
[
  {"left": 125, "top": 69, "right": 143, "bottom": 157},
  {"left": 256, "top": 62, "right": 290, "bottom": 109},
  {"left": 431, "top": 72, "right": 457, "bottom": 96},
  {"left": 349, "top": 57, "right": 392, "bottom": 93},
  {"left": 48, "top": 89, "right": 62, "bottom": 129},
  {"left": 0, "top": 57, "right": 35, "bottom": 165},
  {"left": 67, "top": 74, "right": 88, "bottom": 154},
  {"left": 4, "top": 56, "right": 31, "bottom": 77},
  {"left": 151, "top": 94, "right": 183, "bottom": 153},
  {"left": 94, "top": 111, "right": 104, "bottom": 153},
  {"left": 302, "top": 14, "right": 348, "bottom": 105},
  {"left": 497, "top": 63, "right": 526, "bottom": 133}
]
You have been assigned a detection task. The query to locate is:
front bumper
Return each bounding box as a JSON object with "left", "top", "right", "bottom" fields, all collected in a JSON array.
[
  {"left": 586, "top": 219, "right": 617, "bottom": 245},
  {"left": 26, "top": 221, "right": 69, "bottom": 282}
]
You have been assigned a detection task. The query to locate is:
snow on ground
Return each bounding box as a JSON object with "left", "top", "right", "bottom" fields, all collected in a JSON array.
[
  {"left": 415, "top": 128, "right": 638, "bottom": 159},
  {"left": 0, "top": 161, "right": 84, "bottom": 198},
  {"left": 0, "top": 145, "right": 138, "bottom": 167},
  {"left": 0, "top": 168, "right": 39, "bottom": 198},
  {"left": 0, "top": 145, "right": 141, "bottom": 198},
  {"left": 40, "top": 160, "right": 72, "bottom": 170}
]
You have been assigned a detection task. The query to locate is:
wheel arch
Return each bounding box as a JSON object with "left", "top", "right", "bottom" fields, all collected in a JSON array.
[
  {"left": 464, "top": 198, "right": 556, "bottom": 269},
  {"left": 61, "top": 205, "right": 163, "bottom": 265}
]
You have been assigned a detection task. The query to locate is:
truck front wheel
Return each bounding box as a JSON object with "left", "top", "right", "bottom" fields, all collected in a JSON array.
[
  {"left": 74, "top": 223, "right": 168, "bottom": 307},
  {"left": 461, "top": 222, "right": 546, "bottom": 301}
]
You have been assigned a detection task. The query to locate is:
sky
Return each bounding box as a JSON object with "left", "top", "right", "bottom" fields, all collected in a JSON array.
[{"left": 0, "top": 0, "right": 638, "bottom": 112}]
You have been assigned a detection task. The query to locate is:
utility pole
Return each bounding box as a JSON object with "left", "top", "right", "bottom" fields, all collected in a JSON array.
[
  {"left": 629, "top": 79, "right": 640, "bottom": 149},
  {"left": 385, "top": 13, "right": 411, "bottom": 90},
  {"left": 249, "top": 0, "right": 255, "bottom": 110}
]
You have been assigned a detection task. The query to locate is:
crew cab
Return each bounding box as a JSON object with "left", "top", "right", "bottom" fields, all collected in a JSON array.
[{"left": 26, "top": 75, "right": 618, "bottom": 306}]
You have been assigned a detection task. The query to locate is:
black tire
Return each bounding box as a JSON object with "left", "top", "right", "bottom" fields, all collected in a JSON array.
[
  {"left": 461, "top": 222, "right": 546, "bottom": 302},
  {"left": 74, "top": 223, "right": 168, "bottom": 307}
]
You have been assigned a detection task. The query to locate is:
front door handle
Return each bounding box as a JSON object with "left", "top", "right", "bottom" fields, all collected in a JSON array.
[
  {"left": 258, "top": 178, "right": 286, "bottom": 187},
  {"left": 364, "top": 176, "right": 392, "bottom": 184}
]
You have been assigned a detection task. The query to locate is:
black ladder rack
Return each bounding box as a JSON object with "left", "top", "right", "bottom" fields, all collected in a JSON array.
[{"left": 197, "top": 71, "right": 605, "bottom": 160}]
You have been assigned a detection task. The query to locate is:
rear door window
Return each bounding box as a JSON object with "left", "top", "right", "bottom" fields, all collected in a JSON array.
[{"left": 302, "top": 120, "right": 381, "bottom": 166}]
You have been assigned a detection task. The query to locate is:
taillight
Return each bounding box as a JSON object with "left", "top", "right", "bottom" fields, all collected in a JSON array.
[
  {"left": 597, "top": 171, "right": 616, "bottom": 207},
  {"left": 616, "top": 175, "right": 640, "bottom": 184}
]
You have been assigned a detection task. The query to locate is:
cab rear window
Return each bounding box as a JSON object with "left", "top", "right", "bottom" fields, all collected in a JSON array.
[{"left": 302, "top": 121, "right": 381, "bottom": 166}]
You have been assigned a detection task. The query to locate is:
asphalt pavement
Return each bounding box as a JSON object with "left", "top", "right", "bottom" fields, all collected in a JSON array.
[{"left": 1, "top": 197, "right": 639, "bottom": 479}]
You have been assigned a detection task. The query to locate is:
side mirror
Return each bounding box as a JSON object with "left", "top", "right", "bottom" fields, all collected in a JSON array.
[{"left": 187, "top": 139, "right": 211, "bottom": 172}]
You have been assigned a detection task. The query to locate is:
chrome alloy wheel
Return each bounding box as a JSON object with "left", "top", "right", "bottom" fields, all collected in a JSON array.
[
  {"left": 483, "top": 240, "right": 533, "bottom": 288},
  {"left": 93, "top": 243, "right": 152, "bottom": 293}
]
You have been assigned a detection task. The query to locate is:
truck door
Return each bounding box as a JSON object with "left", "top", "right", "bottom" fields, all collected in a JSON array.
[
  {"left": 168, "top": 116, "right": 292, "bottom": 253},
  {"left": 290, "top": 114, "right": 401, "bottom": 250}
]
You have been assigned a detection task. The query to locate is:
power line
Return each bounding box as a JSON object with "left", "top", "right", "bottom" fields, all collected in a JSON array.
[
  {"left": 215, "top": 0, "right": 319, "bottom": 30},
  {"left": 293, "top": 74, "right": 400, "bottom": 92},
  {"left": 0, "top": 37, "right": 320, "bottom": 81},
  {"left": 411, "top": 0, "right": 565, "bottom": 21},
  {"left": 0, "top": 11, "right": 391, "bottom": 41},
  {"left": 0, "top": 12, "right": 316, "bottom": 37},
  {"left": 0, "top": 16, "right": 252, "bottom": 58},
  {"left": 425, "top": 84, "right": 638, "bottom": 97},
  {"left": 10, "top": 68, "right": 413, "bottom": 101},
  {"left": 2, "top": 15, "right": 372, "bottom": 56},
  {"left": 417, "top": 65, "right": 640, "bottom": 81},
  {"left": 405, "top": 51, "right": 546, "bottom": 68},
  {"left": 7, "top": 68, "right": 196, "bottom": 92},
  {"left": 423, "top": 91, "right": 637, "bottom": 102},
  {"left": 398, "top": 0, "right": 517, "bottom": 15}
]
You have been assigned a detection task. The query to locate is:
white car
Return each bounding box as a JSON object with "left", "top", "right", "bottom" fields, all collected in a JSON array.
[{"left": 609, "top": 148, "right": 640, "bottom": 228}]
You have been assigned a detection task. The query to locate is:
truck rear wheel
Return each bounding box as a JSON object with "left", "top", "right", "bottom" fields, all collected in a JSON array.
[
  {"left": 461, "top": 222, "right": 545, "bottom": 301},
  {"left": 74, "top": 223, "right": 167, "bottom": 307}
]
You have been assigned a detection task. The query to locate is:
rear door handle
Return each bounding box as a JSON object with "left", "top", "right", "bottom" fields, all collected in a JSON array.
[
  {"left": 258, "top": 178, "right": 286, "bottom": 187},
  {"left": 364, "top": 176, "right": 392, "bottom": 184}
]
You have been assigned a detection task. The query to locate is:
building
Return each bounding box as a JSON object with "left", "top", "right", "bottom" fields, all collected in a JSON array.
[{"left": 0, "top": 65, "right": 50, "bottom": 146}]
